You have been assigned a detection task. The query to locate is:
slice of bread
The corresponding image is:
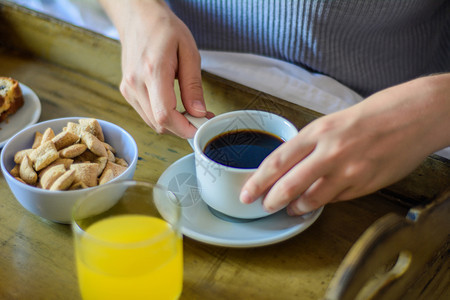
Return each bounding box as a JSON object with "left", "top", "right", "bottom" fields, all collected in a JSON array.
[{"left": 0, "top": 77, "right": 24, "bottom": 123}]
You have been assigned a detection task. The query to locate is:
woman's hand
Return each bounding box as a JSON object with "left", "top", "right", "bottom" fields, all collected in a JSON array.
[
  {"left": 240, "top": 74, "right": 450, "bottom": 215},
  {"left": 100, "top": 0, "right": 211, "bottom": 138}
]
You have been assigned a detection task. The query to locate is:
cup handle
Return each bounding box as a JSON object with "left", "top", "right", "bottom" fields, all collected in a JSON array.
[{"left": 185, "top": 113, "right": 209, "bottom": 150}]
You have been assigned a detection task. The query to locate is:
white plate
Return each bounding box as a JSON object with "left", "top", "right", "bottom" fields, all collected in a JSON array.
[
  {"left": 0, "top": 83, "right": 41, "bottom": 148},
  {"left": 157, "top": 153, "right": 323, "bottom": 248}
]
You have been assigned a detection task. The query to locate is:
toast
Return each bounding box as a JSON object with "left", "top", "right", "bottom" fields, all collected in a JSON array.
[{"left": 0, "top": 77, "right": 24, "bottom": 123}]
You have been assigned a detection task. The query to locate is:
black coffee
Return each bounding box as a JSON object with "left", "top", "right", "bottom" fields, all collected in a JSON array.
[{"left": 203, "top": 129, "right": 284, "bottom": 169}]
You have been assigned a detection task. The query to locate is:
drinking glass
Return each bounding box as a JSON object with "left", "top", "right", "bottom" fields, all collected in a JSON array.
[{"left": 72, "top": 180, "right": 182, "bottom": 300}]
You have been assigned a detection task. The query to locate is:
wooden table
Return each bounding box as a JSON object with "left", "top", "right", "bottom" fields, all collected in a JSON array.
[{"left": 0, "top": 3, "right": 448, "bottom": 299}]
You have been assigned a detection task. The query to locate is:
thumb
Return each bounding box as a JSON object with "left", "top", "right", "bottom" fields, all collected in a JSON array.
[
  {"left": 177, "top": 43, "right": 206, "bottom": 117},
  {"left": 181, "top": 77, "right": 206, "bottom": 117}
]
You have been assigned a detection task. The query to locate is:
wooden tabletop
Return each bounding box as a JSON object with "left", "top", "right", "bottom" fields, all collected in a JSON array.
[{"left": 0, "top": 3, "right": 448, "bottom": 299}]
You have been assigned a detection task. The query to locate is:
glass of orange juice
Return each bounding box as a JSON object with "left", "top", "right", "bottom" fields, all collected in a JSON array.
[{"left": 72, "top": 180, "right": 182, "bottom": 300}]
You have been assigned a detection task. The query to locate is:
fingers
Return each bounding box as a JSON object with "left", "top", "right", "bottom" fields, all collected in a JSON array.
[
  {"left": 286, "top": 176, "right": 349, "bottom": 216},
  {"left": 146, "top": 63, "right": 198, "bottom": 138},
  {"left": 261, "top": 151, "right": 331, "bottom": 214},
  {"left": 240, "top": 133, "right": 314, "bottom": 205},
  {"left": 239, "top": 124, "right": 354, "bottom": 216},
  {"left": 120, "top": 45, "right": 203, "bottom": 138},
  {"left": 119, "top": 78, "right": 155, "bottom": 130}
]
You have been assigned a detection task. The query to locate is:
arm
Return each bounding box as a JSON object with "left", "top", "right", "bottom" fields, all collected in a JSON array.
[
  {"left": 99, "top": 0, "right": 211, "bottom": 138},
  {"left": 241, "top": 73, "right": 450, "bottom": 215}
]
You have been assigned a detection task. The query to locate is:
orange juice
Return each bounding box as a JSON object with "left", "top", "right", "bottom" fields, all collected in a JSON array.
[{"left": 75, "top": 215, "right": 182, "bottom": 300}]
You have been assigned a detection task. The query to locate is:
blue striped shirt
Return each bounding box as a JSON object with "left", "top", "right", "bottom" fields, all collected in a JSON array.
[{"left": 167, "top": 0, "right": 450, "bottom": 96}]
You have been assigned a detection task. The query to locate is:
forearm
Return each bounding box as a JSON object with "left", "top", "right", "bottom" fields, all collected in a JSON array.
[
  {"left": 98, "top": 0, "right": 170, "bottom": 39},
  {"left": 415, "top": 73, "right": 450, "bottom": 152},
  {"left": 354, "top": 73, "right": 450, "bottom": 157}
]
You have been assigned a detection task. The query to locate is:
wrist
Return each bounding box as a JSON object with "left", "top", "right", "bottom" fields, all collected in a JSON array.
[{"left": 99, "top": 0, "right": 171, "bottom": 39}]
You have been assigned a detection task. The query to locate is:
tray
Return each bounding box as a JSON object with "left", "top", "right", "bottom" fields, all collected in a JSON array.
[{"left": 0, "top": 2, "right": 448, "bottom": 299}]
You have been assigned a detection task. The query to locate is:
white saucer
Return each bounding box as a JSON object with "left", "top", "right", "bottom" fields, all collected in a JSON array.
[
  {"left": 156, "top": 153, "right": 323, "bottom": 248},
  {"left": 0, "top": 83, "right": 41, "bottom": 148}
]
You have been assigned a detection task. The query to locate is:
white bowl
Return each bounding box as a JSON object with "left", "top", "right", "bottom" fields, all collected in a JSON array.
[{"left": 1, "top": 117, "right": 138, "bottom": 224}]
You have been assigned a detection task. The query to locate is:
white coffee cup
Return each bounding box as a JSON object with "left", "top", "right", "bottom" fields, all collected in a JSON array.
[{"left": 186, "top": 110, "right": 298, "bottom": 219}]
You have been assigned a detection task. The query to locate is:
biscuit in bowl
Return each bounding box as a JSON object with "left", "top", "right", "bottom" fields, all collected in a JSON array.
[{"left": 0, "top": 117, "right": 138, "bottom": 224}]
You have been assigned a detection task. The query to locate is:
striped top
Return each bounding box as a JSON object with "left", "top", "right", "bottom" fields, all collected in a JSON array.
[{"left": 167, "top": 0, "right": 449, "bottom": 96}]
